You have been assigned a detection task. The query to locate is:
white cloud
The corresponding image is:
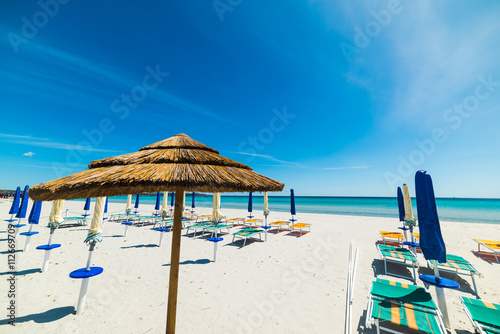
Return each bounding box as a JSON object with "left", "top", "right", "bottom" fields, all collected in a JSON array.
[
  {"left": 0, "top": 133, "right": 49, "bottom": 140},
  {"left": 323, "top": 166, "right": 369, "bottom": 170},
  {"left": 22, "top": 152, "right": 36, "bottom": 157},
  {"left": 231, "top": 152, "right": 299, "bottom": 165}
]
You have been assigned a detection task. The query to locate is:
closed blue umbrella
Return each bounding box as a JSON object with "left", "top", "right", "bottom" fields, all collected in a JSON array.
[
  {"left": 416, "top": 170, "right": 458, "bottom": 328},
  {"left": 82, "top": 198, "right": 91, "bottom": 217},
  {"left": 13, "top": 185, "right": 29, "bottom": 241},
  {"left": 191, "top": 192, "right": 196, "bottom": 213},
  {"left": 84, "top": 198, "right": 91, "bottom": 211},
  {"left": 397, "top": 187, "right": 405, "bottom": 222},
  {"left": 5, "top": 186, "right": 20, "bottom": 222},
  {"left": 21, "top": 200, "right": 42, "bottom": 251},
  {"left": 171, "top": 192, "right": 175, "bottom": 207},
  {"left": 396, "top": 186, "right": 409, "bottom": 240},
  {"left": 16, "top": 185, "right": 29, "bottom": 219},
  {"left": 247, "top": 192, "right": 253, "bottom": 218},
  {"left": 28, "top": 201, "right": 42, "bottom": 224},
  {"left": 290, "top": 189, "right": 296, "bottom": 221},
  {"left": 415, "top": 171, "right": 446, "bottom": 263},
  {"left": 155, "top": 192, "right": 161, "bottom": 211},
  {"left": 135, "top": 194, "right": 140, "bottom": 208},
  {"left": 104, "top": 197, "right": 108, "bottom": 214}
]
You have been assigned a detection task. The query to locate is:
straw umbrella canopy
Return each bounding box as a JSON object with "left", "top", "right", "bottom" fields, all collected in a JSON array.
[{"left": 28, "top": 133, "right": 284, "bottom": 333}]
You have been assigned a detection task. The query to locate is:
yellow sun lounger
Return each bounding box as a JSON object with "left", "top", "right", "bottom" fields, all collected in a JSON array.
[
  {"left": 474, "top": 239, "right": 500, "bottom": 263},
  {"left": 379, "top": 231, "right": 404, "bottom": 245},
  {"left": 225, "top": 218, "right": 245, "bottom": 226},
  {"left": 269, "top": 220, "right": 290, "bottom": 233},
  {"left": 289, "top": 223, "right": 311, "bottom": 236},
  {"left": 243, "top": 218, "right": 263, "bottom": 227}
]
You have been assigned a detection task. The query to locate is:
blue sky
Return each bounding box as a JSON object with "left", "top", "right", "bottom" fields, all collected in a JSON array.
[{"left": 1, "top": 1, "right": 500, "bottom": 198}]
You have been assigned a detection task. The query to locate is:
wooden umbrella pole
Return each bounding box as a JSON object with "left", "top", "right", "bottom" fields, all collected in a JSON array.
[{"left": 166, "top": 187, "right": 184, "bottom": 334}]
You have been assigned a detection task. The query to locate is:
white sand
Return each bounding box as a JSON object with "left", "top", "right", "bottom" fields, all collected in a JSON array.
[{"left": 1, "top": 199, "right": 499, "bottom": 333}]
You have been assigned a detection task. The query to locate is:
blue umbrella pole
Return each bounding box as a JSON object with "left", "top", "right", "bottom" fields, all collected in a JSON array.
[
  {"left": 70, "top": 241, "right": 103, "bottom": 315},
  {"left": 5, "top": 214, "right": 16, "bottom": 222},
  {"left": 13, "top": 218, "right": 26, "bottom": 240},
  {"left": 37, "top": 228, "right": 62, "bottom": 273},
  {"left": 22, "top": 224, "right": 39, "bottom": 252},
  {"left": 208, "top": 229, "right": 223, "bottom": 262},
  {"left": 433, "top": 265, "right": 451, "bottom": 328}
]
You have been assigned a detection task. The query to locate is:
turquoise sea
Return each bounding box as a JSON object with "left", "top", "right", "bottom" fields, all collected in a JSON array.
[{"left": 90, "top": 195, "right": 500, "bottom": 225}]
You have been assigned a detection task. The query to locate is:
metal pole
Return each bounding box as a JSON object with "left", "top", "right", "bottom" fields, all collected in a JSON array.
[
  {"left": 433, "top": 264, "right": 450, "bottom": 328},
  {"left": 75, "top": 242, "right": 95, "bottom": 315}
]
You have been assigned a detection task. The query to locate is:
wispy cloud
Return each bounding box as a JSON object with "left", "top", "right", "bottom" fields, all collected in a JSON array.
[
  {"left": 0, "top": 134, "right": 118, "bottom": 153},
  {"left": 0, "top": 163, "right": 76, "bottom": 171},
  {"left": 323, "top": 166, "right": 370, "bottom": 170},
  {"left": 22, "top": 152, "right": 36, "bottom": 157},
  {"left": 0, "top": 133, "right": 49, "bottom": 140},
  {"left": 0, "top": 38, "right": 229, "bottom": 123},
  {"left": 231, "top": 152, "right": 299, "bottom": 165},
  {"left": 10, "top": 140, "right": 118, "bottom": 152}
]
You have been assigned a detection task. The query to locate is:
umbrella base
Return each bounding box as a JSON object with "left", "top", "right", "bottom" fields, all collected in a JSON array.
[
  {"left": 70, "top": 267, "right": 104, "bottom": 279},
  {"left": 37, "top": 244, "right": 62, "bottom": 250},
  {"left": 419, "top": 275, "right": 459, "bottom": 289},
  {"left": 20, "top": 231, "right": 39, "bottom": 236}
]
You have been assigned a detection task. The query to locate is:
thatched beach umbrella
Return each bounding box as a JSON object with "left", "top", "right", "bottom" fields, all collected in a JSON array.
[{"left": 28, "top": 133, "right": 284, "bottom": 333}]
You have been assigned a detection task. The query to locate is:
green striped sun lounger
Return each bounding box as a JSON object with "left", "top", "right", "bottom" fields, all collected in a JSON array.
[
  {"left": 366, "top": 278, "right": 447, "bottom": 334},
  {"left": 185, "top": 222, "right": 212, "bottom": 236},
  {"left": 63, "top": 217, "right": 89, "bottom": 226},
  {"left": 378, "top": 244, "right": 418, "bottom": 283},
  {"left": 429, "top": 254, "right": 482, "bottom": 296},
  {"left": 232, "top": 228, "right": 263, "bottom": 247},
  {"left": 461, "top": 296, "right": 500, "bottom": 334},
  {"left": 203, "top": 223, "right": 232, "bottom": 238}
]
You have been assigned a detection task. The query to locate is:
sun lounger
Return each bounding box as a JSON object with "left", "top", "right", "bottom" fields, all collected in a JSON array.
[
  {"left": 202, "top": 223, "right": 232, "bottom": 238},
  {"left": 377, "top": 244, "right": 418, "bottom": 283},
  {"left": 366, "top": 278, "right": 447, "bottom": 334},
  {"left": 428, "top": 254, "right": 481, "bottom": 295},
  {"left": 379, "top": 231, "right": 404, "bottom": 245},
  {"left": 461, "top": 296, "right": 500, "bottom": 334},
  {"left": 225, "top": 218, "right": 245, "bottom": 226},
  {"left": 289, "top": 223, "right": 311, "bottom": 236},
  {"left": 474, "top": 239, "right": 500, "bottom": 263},
  {"left": 185, "top": 222, "right": 212, "bottom": 236},
  {"left": 232, "top": 228, "right": 263, "bottom": 247},
  {"left": 196, "top": 215, "right": 212, "bottom": 222},
  {"left": 269, "top": 220, "right": 290, "bottom": 233},
  {"left": 242, "top": 218, "right": 263, "bottom": 227},
  {"left": 62, "top": 217, "right": 89, "bottom": 226}
]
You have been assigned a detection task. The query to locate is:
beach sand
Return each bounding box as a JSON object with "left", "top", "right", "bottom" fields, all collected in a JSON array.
[{"left": 1, "top": 199, "right": 499, "bottom": 333}]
